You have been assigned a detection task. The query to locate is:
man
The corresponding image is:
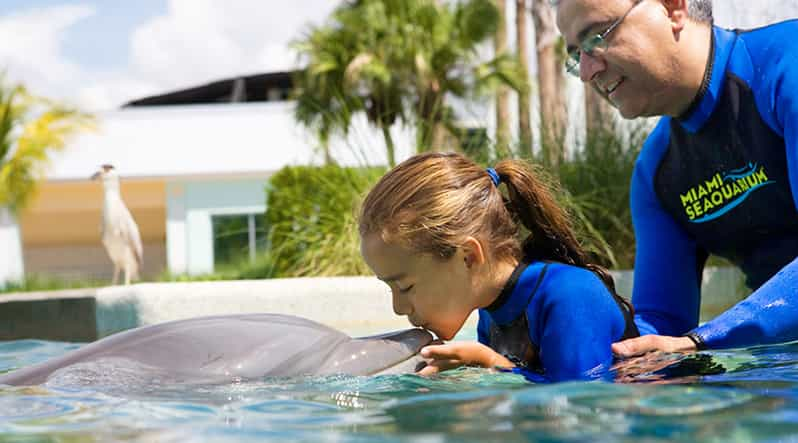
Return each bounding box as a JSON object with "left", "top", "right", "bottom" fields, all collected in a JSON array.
[{"left": 555, "top": 0, "right": 798, "bottom": 355}]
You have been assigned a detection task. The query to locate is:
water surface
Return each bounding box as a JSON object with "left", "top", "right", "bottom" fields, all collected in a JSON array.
[{"left": 2, "top": 339, "right": 798, "bottom": 442}]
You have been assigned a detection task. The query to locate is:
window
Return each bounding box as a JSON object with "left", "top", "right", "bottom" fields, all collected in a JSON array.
[{"left": 212, "top": 213, "right": 268, "bottom": 266}]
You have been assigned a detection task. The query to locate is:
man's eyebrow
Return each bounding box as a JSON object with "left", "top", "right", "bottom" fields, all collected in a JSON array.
[
  {"left": 378, "top": 272, "right": 407, "bottom": 282},
  {"left": 568, "top": 19, "right": 614, "bottom": 52}
]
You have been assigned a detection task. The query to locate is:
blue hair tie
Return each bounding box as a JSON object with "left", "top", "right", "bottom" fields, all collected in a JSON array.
[{"left": 486, "top": 167, "right": 501, "bottom": 187}]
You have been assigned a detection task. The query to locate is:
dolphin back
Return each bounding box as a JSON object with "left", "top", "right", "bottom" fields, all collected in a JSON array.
[{"left": 0, "top": 314, "right": 433, "bottom": 386}]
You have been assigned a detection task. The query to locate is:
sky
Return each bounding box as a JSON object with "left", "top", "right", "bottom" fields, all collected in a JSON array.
[
  {"left": 1, "top": 1, "right": 797, "bottom": 113},
  {"left": 0, "top": 0, "right": 338, "bottom": 111}
]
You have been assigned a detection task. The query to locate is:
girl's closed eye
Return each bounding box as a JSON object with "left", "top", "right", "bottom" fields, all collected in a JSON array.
[{"left": 398, "top": 284, "right": 414, "bottom": 293}]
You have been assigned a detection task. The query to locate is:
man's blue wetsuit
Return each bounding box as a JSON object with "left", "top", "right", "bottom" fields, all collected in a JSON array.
[
  {"left": 477, "top": 261, "right": 638, "bottom": 382},
  {"left": 632, "top": 20, "right": 798, "bottom": 349}
]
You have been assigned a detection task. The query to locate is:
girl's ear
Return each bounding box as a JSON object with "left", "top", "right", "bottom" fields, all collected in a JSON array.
[{"left": 461, "top": 236, "right": 486, "bottom": 268}]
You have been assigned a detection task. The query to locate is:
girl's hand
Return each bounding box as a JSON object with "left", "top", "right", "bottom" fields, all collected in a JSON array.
[{"left": 416, "top": 341, "right": 514, "bottom": 376}]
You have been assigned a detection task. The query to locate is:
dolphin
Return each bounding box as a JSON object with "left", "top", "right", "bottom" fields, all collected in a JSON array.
[{"left": 0, "top": 314, "right": 433, "bottom": 386}]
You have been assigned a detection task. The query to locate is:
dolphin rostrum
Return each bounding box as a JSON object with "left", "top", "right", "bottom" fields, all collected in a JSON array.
[{"left": 0, "top": 314, "right": 433, "bottom": 386}]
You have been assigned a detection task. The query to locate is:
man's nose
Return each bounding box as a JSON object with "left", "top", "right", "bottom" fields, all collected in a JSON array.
[{"left": 579, "top": 51, "right": 607, "bottom": 82}]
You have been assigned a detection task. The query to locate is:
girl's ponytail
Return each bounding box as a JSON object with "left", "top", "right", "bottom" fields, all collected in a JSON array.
[{"left": 494, "top": 159, "right": 632, "bottom": 316}]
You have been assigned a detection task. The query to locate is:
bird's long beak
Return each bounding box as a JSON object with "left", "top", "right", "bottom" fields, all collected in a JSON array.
[{"left": 90, "top": 172, "right": 101, "bottom": 180}]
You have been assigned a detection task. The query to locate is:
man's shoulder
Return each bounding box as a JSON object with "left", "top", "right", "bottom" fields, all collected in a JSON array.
[
  {"left": 733, "top": 20, "right": 798, "bottom": 66},
  {"left": 734, "top": 19, "right": 798, "bottom": 42},
  {"left": 635, "top": 118, "right": 672, "bottom": 176}
]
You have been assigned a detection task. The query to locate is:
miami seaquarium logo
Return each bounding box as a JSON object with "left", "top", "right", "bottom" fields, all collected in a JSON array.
[{"left": 679, "top": 162, "right": 774, "bottom": 223}]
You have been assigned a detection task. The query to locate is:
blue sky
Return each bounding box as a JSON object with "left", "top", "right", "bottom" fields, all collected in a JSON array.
[{"left": 0, "top": 0, "right": 337, "bottom": 110}]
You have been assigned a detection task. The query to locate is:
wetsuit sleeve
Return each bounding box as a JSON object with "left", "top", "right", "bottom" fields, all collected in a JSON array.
[
  {"left": 532, "top": 267, "right": 625, "bottom": 381},
  {"left": 690, "top": 32, "right": 798, "bottom": 349},
  {"left": 630, "top": 124, "right": 703, "bottom": 336}
]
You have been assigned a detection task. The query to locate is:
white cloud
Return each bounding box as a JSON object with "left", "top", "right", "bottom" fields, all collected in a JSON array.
[
  {"left": 1, "top": 1, "right": 338, "bottom": 111},
  {"left": 123, "top": 0, "right": 337, "bottom": 104},
  {"left": 0, "top": 4, "right": 94, "bottom": 105}
]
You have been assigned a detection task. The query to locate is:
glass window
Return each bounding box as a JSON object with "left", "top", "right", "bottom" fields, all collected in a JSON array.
[{"left": 212, "top": 213, "right": 268, "bottom": 267}]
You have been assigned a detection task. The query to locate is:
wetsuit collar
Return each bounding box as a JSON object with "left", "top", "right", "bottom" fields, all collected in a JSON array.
[
  {"left": 485, "top": 260, "right": 547, "bottom": 326},
  {"left": 678, "top": 26, "right": 737, "bottom": 133}
]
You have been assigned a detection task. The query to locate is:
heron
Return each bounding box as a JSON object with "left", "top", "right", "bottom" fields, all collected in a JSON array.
[{"left": 91, "top": 164, "right": 143, "bottom": 285}]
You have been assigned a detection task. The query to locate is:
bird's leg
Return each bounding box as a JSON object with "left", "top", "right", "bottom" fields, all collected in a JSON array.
[
  {"left": 124, "top": 267, "right": 131, "bottom": 286},
  {"left": 112, "top": 266, "right": 120, "bottom": 286}
]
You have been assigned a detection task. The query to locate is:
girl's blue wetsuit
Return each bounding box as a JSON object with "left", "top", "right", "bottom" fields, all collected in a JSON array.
[
  {"left": 632, "top": 21, "right": 798, "bottom": 349},
  {"left": 477, "top": 261, "right": 638, "bottom": 382}
]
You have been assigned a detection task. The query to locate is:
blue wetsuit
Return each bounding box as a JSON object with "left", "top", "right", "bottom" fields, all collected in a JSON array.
[
  {"left": 632, "top": 21, "right": 798, "bottom": 349},
  {"left": 477, "top": 261, "right": 637, "bottom": 382}
]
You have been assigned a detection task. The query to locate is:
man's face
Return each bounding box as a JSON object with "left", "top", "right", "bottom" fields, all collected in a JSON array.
[{"left": 557, "top": 0, "right": 682, "bottom": 119}]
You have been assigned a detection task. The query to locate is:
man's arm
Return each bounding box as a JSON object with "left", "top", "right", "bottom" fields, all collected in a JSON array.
[
  {"left": 619, "top": 26, "right": 798, "bottom": 354},
  {"left": 689, "top": 31, "right": 798, "bottom": 349}
]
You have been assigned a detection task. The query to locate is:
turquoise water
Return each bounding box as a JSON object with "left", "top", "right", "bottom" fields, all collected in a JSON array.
[{"left": 3, "top": 338, "right": 798, "bottom": 442}]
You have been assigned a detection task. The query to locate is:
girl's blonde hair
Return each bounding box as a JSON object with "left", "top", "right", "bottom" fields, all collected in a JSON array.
[{"left": 359, "top": 152, "right": 626, "bottom": 304}]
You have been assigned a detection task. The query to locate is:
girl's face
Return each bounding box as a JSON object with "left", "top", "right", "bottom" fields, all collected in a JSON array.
[{"left": 361, "top": 232, "right": 478, "bottom": 340}]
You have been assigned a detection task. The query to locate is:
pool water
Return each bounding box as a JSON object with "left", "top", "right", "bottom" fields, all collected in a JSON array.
[{"left": 3, "top": 338, "right": 798, "bottom": 442}]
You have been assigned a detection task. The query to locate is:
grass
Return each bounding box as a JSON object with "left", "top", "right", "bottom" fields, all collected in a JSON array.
[{"left": 0, "top": 274, "right": 104, "bottom": 294}]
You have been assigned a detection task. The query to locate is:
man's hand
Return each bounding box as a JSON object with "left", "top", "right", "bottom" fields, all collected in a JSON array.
[
  {"left": 416, "top": 341, "right": 514, "bottom": 376},
  {"left": 612, "top": 335, "right": 697, "bottom": 357}
]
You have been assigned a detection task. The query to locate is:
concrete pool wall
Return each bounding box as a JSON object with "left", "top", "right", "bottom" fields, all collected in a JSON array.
[{"left": 0, "top": 267, "right": 747, "bottom": 341}]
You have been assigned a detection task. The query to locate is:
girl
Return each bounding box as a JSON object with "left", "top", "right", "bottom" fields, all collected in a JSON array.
[{"left": 358, "top": 152, "right": 638, "bottom": 382}]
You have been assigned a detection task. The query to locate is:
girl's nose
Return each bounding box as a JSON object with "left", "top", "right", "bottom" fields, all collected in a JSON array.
[{"left": 392, "top": 293, "right": 412, "bottom": 316}]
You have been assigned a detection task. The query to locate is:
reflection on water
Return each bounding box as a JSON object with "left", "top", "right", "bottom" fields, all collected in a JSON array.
[{"left": 3, "top": 340, "right": 798, "bottom": 442}]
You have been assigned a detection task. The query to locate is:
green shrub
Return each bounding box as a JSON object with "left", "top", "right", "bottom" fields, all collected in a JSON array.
[
  {"left": 554, "top": 127, "right": 647, "bottom": 269},
  {"left": 264, "top": 164, "right": 386, "bottom": 277}
]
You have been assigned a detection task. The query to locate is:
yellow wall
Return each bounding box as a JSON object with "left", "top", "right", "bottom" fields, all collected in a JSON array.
[
  {"left": 20, "top": 180, "right": 166, "bottom": 246},
  {"left": 18, "top": 179, "right": 167, "bottom": 281}
]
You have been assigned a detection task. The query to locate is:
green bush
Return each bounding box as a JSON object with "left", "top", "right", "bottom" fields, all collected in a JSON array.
[
  {"left": 554, "top": 127, "right": 647, "bottom": 269},
  {"left": 264, "top": 164, "right": 386, "bottom": 277}
]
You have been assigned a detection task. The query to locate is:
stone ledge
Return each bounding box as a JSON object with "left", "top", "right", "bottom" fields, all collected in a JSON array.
[{"left": 0, "top": 267, "right": 747, "bottom": 342}]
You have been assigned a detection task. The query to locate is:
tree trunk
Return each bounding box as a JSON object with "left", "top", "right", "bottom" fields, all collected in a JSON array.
[
  {"left": 584, "top": 83, "right": 614, "bottom": 140},
  {"left": 494, "top": 0, "right": 511, "bottom": 157},
  {"left": 0, "top": 206, "right": 25, "bottom": 288},
  {"left": 531, "top": 0, "right": 566, "bottom": 167},
  {"left": 516, "top": 0, "right": 532, "bottom": 155},
  {"left": 381, "top": 125, "right": 396, "bottom": 167}
]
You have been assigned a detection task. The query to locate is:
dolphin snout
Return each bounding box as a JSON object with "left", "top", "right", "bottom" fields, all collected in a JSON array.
[{"left": 386, "top": 329, "right": 434, "bottom": 353}]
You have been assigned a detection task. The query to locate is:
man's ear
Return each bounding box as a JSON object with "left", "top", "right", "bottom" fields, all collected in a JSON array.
[
  {"left": 661, "top": 0, "right": 689, "bottom": 32},
  {"left": 461, "top": 236, "right": 487, "bottom": 269}
]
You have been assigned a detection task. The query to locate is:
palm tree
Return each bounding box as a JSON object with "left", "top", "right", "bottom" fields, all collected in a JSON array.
[
  {"left": 531, "top": 0, "right": 567, "bottom": 166},
  {"left": 0, "top": 79, "right": 93, "bottom": 212},
  {"left": 292, "top": 26, "right": 360, "bottom": 165},
  {"left": 493, "top": 0, "right": 511, "bottom": 156},
  {"left": 0, "top": 77, "right": 93, "bottom": 286},
  {"left": 293, "top": 1, "right": 408, "bottom": 167},
  {"left": 293, "top": 0, "right": 525, "bottom": 163}
]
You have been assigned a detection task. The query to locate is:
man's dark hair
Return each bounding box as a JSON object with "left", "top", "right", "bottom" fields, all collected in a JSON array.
[{"left": 688, "top": 0, "right": 713, "bottom": 24}]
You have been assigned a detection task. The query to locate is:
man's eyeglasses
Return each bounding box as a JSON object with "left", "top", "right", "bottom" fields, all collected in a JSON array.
[{"left": 564, "top": 0, "right": 643, "bottom": 77}]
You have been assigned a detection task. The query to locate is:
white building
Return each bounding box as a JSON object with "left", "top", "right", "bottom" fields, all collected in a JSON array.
[{"left": 1, "top": 73, "right": 414, "bottom": 284}]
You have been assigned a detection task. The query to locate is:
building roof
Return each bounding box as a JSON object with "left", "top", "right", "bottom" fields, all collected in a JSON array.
[{"left": 124, "top": 72, "right": 294, "bottom": 107}]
